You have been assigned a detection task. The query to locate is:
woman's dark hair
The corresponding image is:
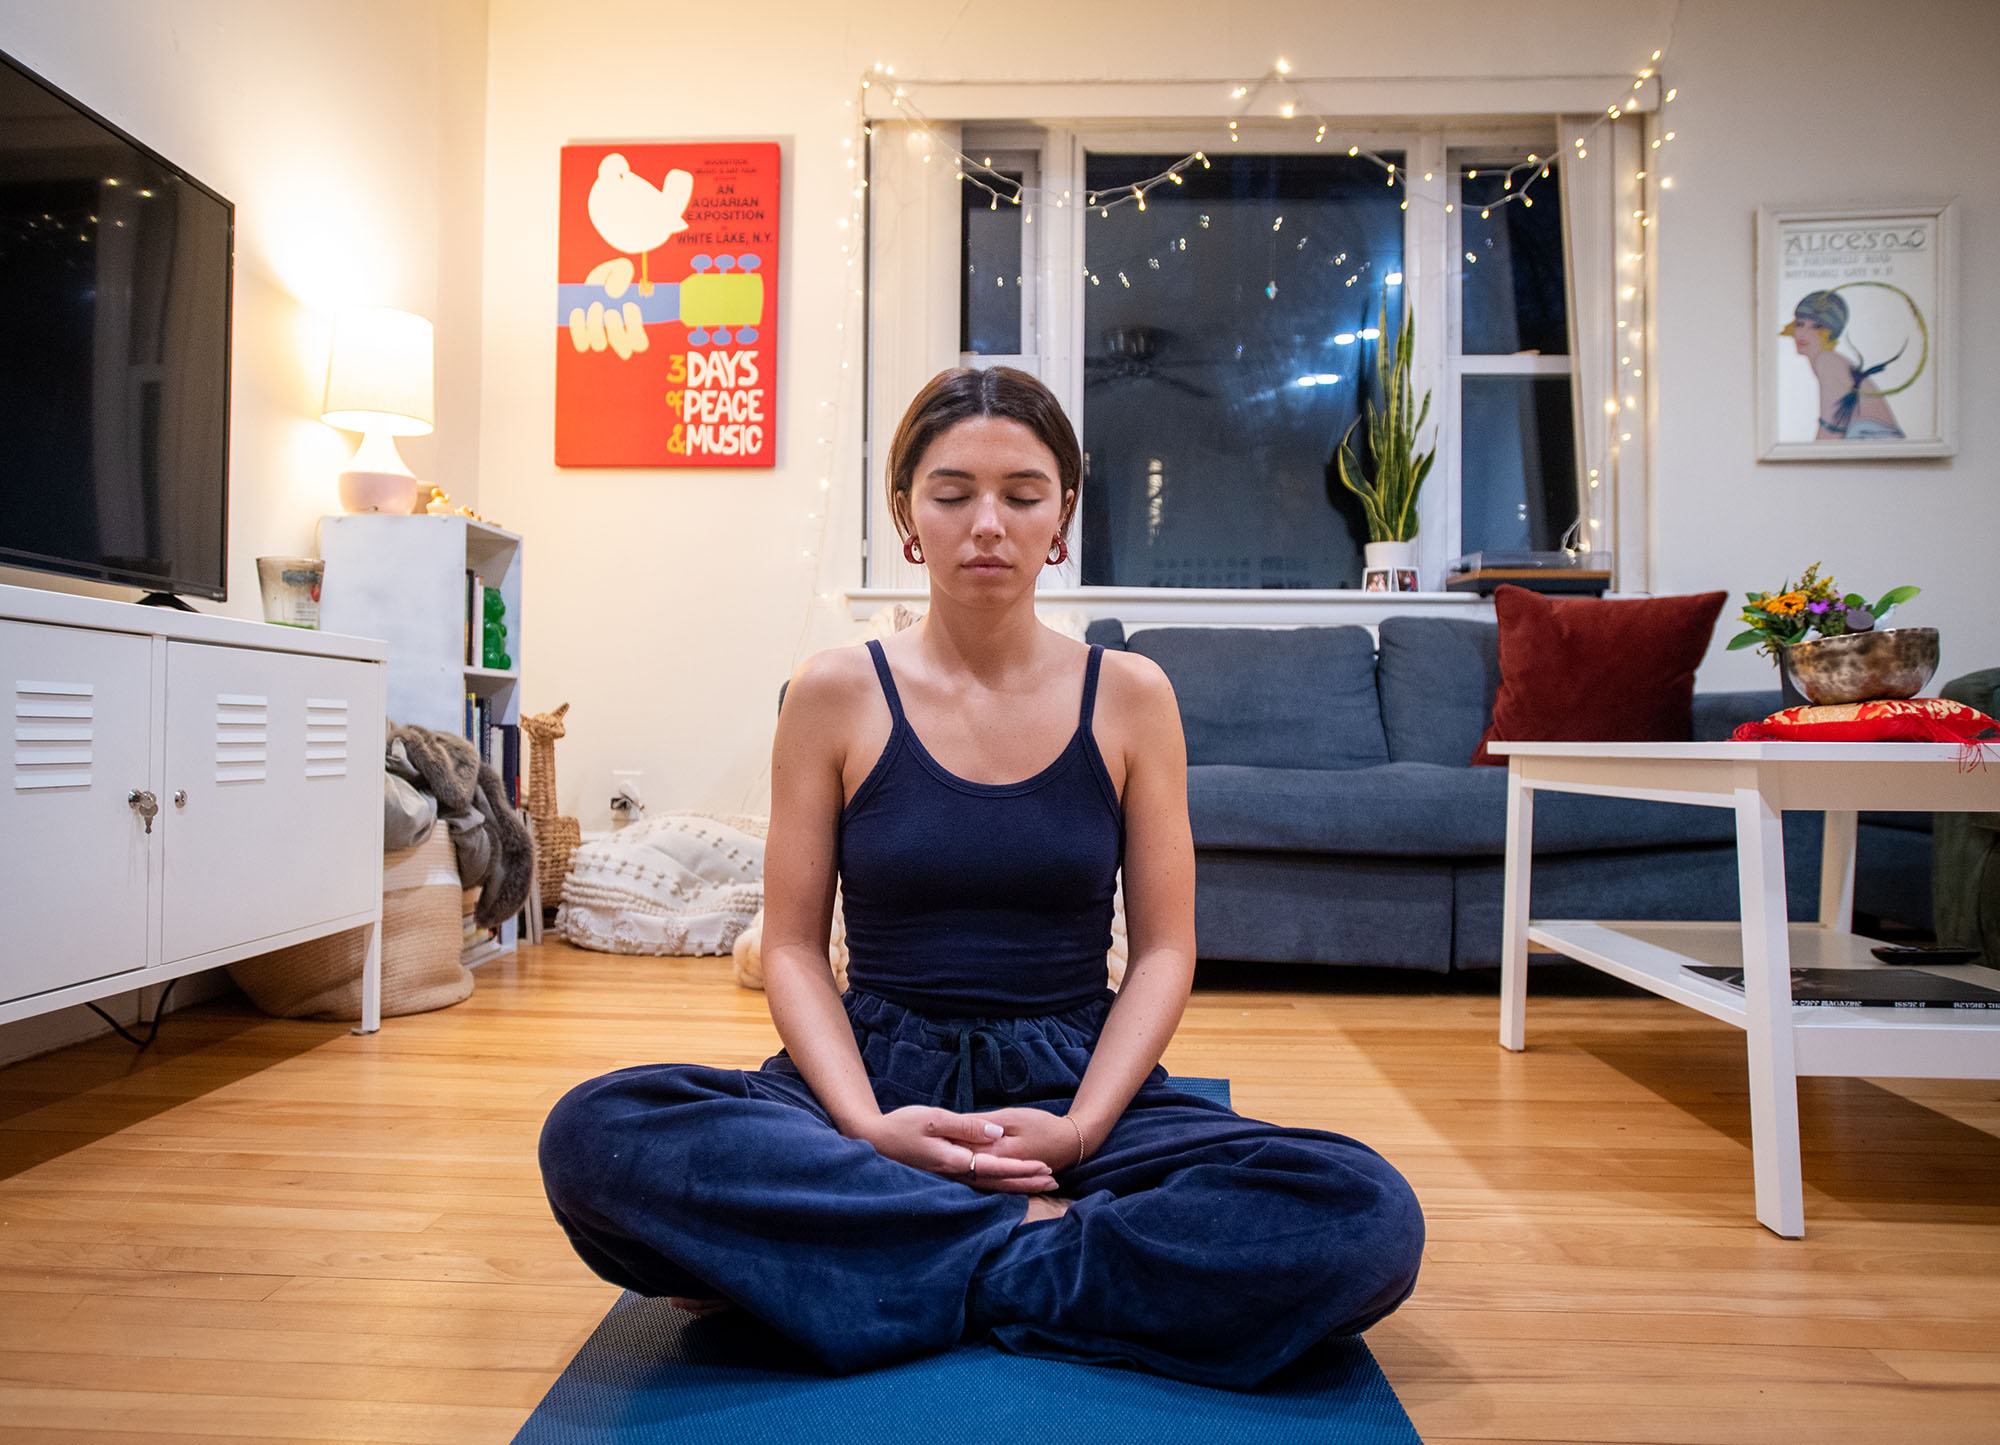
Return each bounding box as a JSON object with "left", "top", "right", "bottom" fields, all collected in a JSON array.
[{"left": 885, "top": 367, "right": 1083, "bottom": 540}]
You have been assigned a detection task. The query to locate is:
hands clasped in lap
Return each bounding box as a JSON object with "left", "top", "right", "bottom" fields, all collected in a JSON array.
[{"left": 858, "top": 1105, "right": 1079, "bottom": 1193}]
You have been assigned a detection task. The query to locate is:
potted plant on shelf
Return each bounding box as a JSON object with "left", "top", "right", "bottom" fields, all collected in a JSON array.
[
  {"left": 1727, "top": 562, "right": 1930, "bottom": 704},
  {"left": 1337, "top": 301, "right": 1435, "bottom": 591}
]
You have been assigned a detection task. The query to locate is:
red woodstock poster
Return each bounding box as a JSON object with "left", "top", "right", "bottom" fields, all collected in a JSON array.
[{"left": 555, "top": 142, "right": 780, "bottom": 468}]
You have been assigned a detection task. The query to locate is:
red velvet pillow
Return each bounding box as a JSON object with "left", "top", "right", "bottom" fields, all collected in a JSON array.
[
  {"left": 1471, "top": 584, "right": 1728, "bottom": 765},
  {"left": 1733, "top": 699, "right": 2000, "bottom": 744}
]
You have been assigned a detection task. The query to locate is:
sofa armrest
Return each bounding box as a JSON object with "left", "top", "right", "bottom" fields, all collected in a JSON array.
[{"left": 1692, "top": 689, "right": 1782, "bottom": 741}]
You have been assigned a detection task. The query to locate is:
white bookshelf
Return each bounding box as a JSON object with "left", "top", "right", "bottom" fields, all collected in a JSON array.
[{"left": 315, "top": 514, "right": 524, "bottom": 956}]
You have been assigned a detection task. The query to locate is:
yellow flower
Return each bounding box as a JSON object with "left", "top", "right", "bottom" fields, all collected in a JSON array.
[{"left": 1763, "top": 591, "right": 1808, "bottom": 617}]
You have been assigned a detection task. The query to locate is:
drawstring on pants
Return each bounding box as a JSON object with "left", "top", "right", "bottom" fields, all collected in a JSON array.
[{"left": 931, "top": 1023, "right": 1033, "bottom": 1113}]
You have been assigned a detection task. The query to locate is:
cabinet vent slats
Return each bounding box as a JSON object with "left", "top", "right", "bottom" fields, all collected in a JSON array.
[
  {"left": 13, "top": 681, "right": 95, "bottom": 790},
  {"left": 16, "top": 680, "right": 91, "bottom": 696},
  {"left": 305, "top": 697, "right": 350, "bottom": 779},
  {"left": 215, "top": 694, "right": 269, "bottom": 783}
]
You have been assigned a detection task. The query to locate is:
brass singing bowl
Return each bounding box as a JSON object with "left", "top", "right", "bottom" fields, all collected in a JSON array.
[{"left": 1781, "top": 627, "right": 1939, "bottom": 705}]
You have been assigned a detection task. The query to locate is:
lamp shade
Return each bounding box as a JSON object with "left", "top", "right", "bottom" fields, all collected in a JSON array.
[{"left": 322, "top": 307, "right": 435, "bottom": 436}]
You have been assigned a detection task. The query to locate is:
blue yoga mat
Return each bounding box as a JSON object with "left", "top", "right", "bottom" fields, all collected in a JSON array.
[{"left": 515, "top": 1077, "right": 1421, "bottom": 1445}]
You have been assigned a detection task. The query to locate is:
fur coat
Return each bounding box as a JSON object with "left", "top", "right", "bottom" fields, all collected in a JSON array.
[{"left": 386, "top": 722, "right": 533, "bottom": 927}]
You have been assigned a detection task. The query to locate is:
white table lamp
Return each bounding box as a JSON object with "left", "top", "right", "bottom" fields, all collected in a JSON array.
[{"left": 322, "top": 307, "right": 435, "bottom": 513}]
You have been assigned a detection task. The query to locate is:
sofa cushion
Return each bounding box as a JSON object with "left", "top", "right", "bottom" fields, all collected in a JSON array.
[
  {"left": 1377, "top": 616, "right": 1502, "bottom": 765},
  {"left": 1194, "top": 849, "right": 1455, "bottom": 971},
  {"left": 1472, "top": 585, "right": 1728, "bottom": 765},
  {"left": 1085, "top": 617, "right": 1128, "bottom": 649},
  {"left": 1126, "top": 626, "right": 1389, "bottom": 770},
  {"left": 1186, "top": 761, "right": 1738, "bottom": 857}
]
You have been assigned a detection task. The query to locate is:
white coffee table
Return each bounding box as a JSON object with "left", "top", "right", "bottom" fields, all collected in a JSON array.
[{"left": 1491, "top": 740, "right": 2000, "bottom": 1237}]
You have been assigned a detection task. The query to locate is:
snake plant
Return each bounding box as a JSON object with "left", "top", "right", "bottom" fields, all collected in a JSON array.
[{"left": 1336, "top": 302, "right": 1436, "bottom": 543}]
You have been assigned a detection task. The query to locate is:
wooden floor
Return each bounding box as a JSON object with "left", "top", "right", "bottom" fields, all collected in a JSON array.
[{"left": 3, "top": 942, "right": 1999, "bottom": 1444}]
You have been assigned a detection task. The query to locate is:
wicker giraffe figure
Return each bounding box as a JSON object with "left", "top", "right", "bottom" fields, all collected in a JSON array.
[{"left": 521, "top": 702, "right": 583, "bottom": 912}]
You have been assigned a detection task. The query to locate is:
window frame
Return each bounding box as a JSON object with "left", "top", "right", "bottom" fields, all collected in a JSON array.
[
  {"left": 1444, "top": 143, "right": 1579, "bottom": 566},
  {"left": 956, "top": 130, "right": 1043, "bottom": 374},
  {"left": 862, "top": 109, "right": 1644, "bottom": 599}
]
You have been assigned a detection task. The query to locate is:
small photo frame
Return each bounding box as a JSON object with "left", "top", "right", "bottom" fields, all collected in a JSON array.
[
  {"left": 1756, "top": 200, "right": 1956, "bottom": 460},
  {"left": 1363, "top": 568, "right": 1419, "bottom": 593}
]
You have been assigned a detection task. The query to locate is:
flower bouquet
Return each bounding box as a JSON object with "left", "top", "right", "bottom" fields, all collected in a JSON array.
[
  {"left": 1726, "top": 562, "right": 1919, "bottom": 659},
  {"left": 1729, "top": 563, "right": 1934, "bottom": 705}
]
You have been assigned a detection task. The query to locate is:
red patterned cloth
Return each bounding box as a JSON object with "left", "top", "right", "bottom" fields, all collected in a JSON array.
[{"left": 1733, "top": 697, "right": 2000, "bottom": 746}]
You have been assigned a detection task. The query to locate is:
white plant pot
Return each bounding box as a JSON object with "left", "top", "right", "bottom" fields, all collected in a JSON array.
[{"left": 1363, "top": 540, "right": 1420, "bottom": 593}]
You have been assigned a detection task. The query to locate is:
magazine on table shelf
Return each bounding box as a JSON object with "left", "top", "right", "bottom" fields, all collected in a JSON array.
[{"left": 1685, "top": 965, "right": 2000, "bottom": 1009}]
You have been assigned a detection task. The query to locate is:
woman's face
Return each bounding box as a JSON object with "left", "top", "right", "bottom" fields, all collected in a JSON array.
[
  {"left": 905, "top": 415, "right": 1070, "bottom": 588},
  {"left": 1789, "top": 319, "right": 1824, "bottom": 356}
]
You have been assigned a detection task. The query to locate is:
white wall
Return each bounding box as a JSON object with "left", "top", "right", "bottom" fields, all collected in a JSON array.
[
  {"left": 0, "top": 0, "right": 489, "bottom": 619},
  {"left": 480, "top": 0, "right": 1999, "bottom": 828},
  {"left": 0, "top": 0, "right": 489, "bottom": 1064},
  {"left": 1651, "top": 0, "right": 1998, "bottom": 687}
]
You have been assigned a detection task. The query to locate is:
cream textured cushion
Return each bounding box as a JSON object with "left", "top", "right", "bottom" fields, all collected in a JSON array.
[{"left": 556, "top": 812, "right": 767, "bottom": 957}]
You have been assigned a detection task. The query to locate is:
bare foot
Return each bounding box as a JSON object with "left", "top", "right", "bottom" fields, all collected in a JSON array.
[
  {"left": 1019, "top": 1194, "right": 1072, "bottom": 1227},
  {"left": 669, "top": 1296, "right": 736, "bottom": 1318}
]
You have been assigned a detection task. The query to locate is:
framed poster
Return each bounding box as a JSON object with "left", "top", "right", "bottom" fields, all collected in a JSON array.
[
  {"left": 1756, "top": 200, "right": 1955, "bottom": 461},
  {"left": 555, "top": 141, "right": 780, "bottom": 467}
]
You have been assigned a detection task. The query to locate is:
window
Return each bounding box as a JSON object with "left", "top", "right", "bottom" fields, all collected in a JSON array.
[
  {"left": 1448, "top": 156, "right": 1579, "bottom": 558},
  {"left": 870, "top": 118, "right": 1608, "bottom": 593},
  {"left": 1074, "top": 151, "right": 1403, "bottom": 589},
  {"left": 959, "top": 149, "right": 1038, "bottom": 363}
]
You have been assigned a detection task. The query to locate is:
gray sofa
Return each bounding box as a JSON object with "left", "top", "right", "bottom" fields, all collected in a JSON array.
[{"left": 1087, "top": 616, "right": 1933, "bottom": 971}]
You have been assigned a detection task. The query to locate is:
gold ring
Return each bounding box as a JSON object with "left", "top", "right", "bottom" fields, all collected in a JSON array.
[{"left": 967, "top": 1155, "right": 978, "bottom": 1177}]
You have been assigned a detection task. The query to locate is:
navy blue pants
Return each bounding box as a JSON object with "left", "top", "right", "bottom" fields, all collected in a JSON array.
[{"left": 538, "top": 989, "right": 1424, "bottom": 1389}]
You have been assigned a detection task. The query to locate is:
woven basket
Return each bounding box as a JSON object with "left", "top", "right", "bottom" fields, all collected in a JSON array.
[
  {"left": 229, "top": 831, "right": 474, "bottom": 1020},
  {"left": 538, "top": 815, "right": 582, "bottom": 907}
]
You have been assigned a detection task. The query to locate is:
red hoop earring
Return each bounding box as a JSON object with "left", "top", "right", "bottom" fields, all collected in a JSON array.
[
  {"left": 1047, "top": 536, "right": 1069, "bottom": 566},
  {"left": 903, "top": 536, "right": 925, "bottom": 565}
]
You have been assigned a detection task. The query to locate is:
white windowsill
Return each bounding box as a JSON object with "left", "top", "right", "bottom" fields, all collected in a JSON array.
[{"left": 845, "top": 586, "right": 1492, "bottom": 626}]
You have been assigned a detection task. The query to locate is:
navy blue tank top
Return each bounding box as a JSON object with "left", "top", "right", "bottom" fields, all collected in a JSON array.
[{"left": 838, "top": 639, "right": 1124, "bottom": 1018}]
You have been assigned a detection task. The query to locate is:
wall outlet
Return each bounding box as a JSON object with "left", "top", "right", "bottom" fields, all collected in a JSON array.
[{"left": 610, "top": 770, "right": 645, "bottom": 829}]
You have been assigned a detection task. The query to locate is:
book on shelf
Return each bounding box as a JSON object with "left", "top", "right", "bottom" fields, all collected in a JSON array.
[
  {"left": 499, "top": 723, "right": 521, "bottom": 808},
  {"left": 470, "top": 694, "right": 493, "bottom": 762},
  {"left": 1685, "top": 964, "right": 2000, "bottom": 1009},
  {"left": 461, "top": 914, "right": 502, "bottom": 965},
  {"left": 464, "top": 570, "right": 485, "bottom": 667}
]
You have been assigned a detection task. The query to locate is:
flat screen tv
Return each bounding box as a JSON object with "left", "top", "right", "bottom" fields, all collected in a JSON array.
[{"left": 0, "top": 48, "right": 233, "bottom": 602}]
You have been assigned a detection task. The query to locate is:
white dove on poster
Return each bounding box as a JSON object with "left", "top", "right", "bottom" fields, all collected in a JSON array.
[{"left": 588, "top": 154, "right": 693, "bottom": 297}]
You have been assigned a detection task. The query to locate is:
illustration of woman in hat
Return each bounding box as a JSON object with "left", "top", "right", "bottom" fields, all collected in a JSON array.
[{"left": 1782, "top": 288, "right": 1911, "bottom": 441}]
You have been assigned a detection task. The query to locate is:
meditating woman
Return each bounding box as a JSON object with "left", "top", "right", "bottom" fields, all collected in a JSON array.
[{"left": 538, "top": 367, "right": 1424, "bottom": 1388}]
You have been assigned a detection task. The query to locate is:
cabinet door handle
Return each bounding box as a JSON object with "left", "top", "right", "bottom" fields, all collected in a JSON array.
[
  {"left": 128, "top": 789, "right": 159, "bottom": 834},
  {"left": 174, "top": 789, "right": 188, "bottom": 808}
]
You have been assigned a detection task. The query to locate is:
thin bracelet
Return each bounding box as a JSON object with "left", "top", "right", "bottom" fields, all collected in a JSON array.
[{"left": 1063, "top": 1113, "right": 1087, "bottom": 1168}]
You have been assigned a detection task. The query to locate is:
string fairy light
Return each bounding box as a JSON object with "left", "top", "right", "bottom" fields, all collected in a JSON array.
[
  {"left": 873, "top": 45, "right": 1679, "bottom": 223},
  {"left": 781, "top": 35, "right": 1685, "bottom": 635}
]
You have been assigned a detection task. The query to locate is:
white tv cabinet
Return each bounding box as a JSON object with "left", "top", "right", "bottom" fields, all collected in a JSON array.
[{"left": 0, "top": 583, "right": 388, "bottom": 1034}]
